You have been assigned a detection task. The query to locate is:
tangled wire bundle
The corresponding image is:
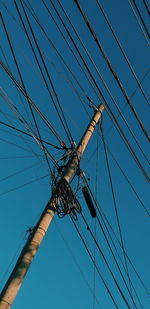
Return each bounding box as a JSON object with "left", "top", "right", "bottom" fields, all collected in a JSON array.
[{"left": 53, "top": 179, "right": 81, "bottom": 220}]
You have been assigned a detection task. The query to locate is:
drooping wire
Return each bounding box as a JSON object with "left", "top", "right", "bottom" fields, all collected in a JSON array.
[
  {"left": 71, "top": 218, "right": 119, "bottom": 309},
  {"left": 128, "top": 0, "right": 150, "bottom": 45},
  {"left": 80, "top": 213, "right": 133, "bottom": 309},
  {"left": 95, "top": 0, "right": 149, "bottom": 107},
  {"left": 16, "top": 0, "right": 74, "bottom": 145},
  {"left": 82, "top": 175, "right": 150, "bottom": 297},
  {"left": 0, "top": 60, "right": 66, "bottom": 148},
  {"left": 99, "top": 117, "right": 135, "bottom": 306},
  {"left": 0, "top": 120, "right": 63, "bottom": 149},
  {"left": 74, "top": 0, "right": 150, "bottom": 143},
  {"left": 54, "top": 0, "right": 149, "bottom": 165},
  {"left": 129, "top": 0, "right": 150, "bottom": 39},
  {"left": 53, "top": 218, "right": 103, "bottom": 309},
  {"left": 0, "top": 12, "right": 52, "bottom": 173},
  {"left": 142, "top": 0, "right": 150, "bottom": 15},
  {"left": 0, "top": 87, "right": 57, "bottom": 167},
  {"left": 0, "top": 174, "right": 49, "bottom": 197},
  {"left": 39, "top": 1, "right": 150, "bottom": 182}
]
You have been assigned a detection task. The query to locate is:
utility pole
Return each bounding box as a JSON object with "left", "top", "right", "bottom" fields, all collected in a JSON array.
[{"left": 0, "top": 104, "right": 104, "bottom": 309}]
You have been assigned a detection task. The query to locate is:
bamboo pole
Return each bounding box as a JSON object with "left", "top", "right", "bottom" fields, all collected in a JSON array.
[{"left": 0, "top": 104, "right": 104, "bottom": 309}]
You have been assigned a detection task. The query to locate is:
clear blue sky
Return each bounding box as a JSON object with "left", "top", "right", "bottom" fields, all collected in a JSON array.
[{"left": 0, "top": 0, "right": 149, "bottom": 308}]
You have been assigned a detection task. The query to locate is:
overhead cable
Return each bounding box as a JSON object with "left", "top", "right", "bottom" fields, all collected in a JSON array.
[
  {"left": 96, "top": 0, "right": 149, "bottom": 107},
  {"left": 16, "top": 0, "right": 73, "bottom": 145},
  {"left": 74, "top": 0, "right": 150, "bottom": 143}
]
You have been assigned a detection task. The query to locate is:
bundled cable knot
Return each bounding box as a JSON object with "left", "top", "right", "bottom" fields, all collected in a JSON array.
[{"left": 53, "top": 179, "right": 81, "bottom": 220}]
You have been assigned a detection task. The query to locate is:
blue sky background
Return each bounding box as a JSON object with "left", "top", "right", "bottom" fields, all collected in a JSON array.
[{"left": 0, "top": 0, "right": 149, "bottom": 308}]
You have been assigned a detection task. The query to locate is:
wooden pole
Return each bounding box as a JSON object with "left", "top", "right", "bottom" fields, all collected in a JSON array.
[{"left": 0, "top": 104, "right": 104, "bottom": 309}]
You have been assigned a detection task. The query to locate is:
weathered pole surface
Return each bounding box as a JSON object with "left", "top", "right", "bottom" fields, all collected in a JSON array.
[{"left": 0, "top": 104, "right": 104, "bottom": 309}]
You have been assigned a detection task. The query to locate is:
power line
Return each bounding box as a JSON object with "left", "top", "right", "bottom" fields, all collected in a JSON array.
[
  {"left": 0, "top": 174, "right": 49, "bottom": 197},
  {"left": 16, "top": 0, "right": 74, "bottom": 145},
  {"left": 0, "top": 60, "right": 66, "bottom": 148},
  {"left": 54, "top": 0, "right": 149, "bottom": 165},
  {"left": 82, "top": 175, "right": 150, "bottom": 296},
  {"left": 96, "top": 0, "right": 149, "bottom": 107},
  {"left": 0, "top": 121, "right": 63, "bottom": 149},
  {"left": 100, "top": 120, "right": 136, "bottom": 306},
  {"left": 130, "top": 0, "right": 150, "bottom": 39},
  {"left": 71, "top": 218, "right": 119, "bottom": 309},
  {"left": 128, "top": 0, "right": 150, "bottom": 45},
  {"left": 40, "top": 1, "right": 150, "bottom": 182},
  {"left": 74, "top": 0, "right": 150, "bottom": 143},
  {"left": 0, "top": 12, "right": 52, "bottom": 173},
  {"left": 80, "top": 213, "right": 132, "bottom": 309},
  {"left": 142, "top": 0, "right": 150, "bottom": 15}
]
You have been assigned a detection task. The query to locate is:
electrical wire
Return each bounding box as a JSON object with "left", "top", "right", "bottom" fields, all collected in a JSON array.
[
  {"left": 40, "top": 1, "right": 150, "bottom": 182},
  {"left": 0, "top": 60, "right": 66, "bottom": 148},
  {"left": 74, "top": 0, "right": 150, "bottom": 143},
  {"left": 71, "top": 218, "right": 119, "bottom": 309},
  {"left": 54, "top": 0, "right": 149, "bottom": 164},
  {"left": 16, "top": 0, "right": 74, "bottom": 145},
  {"left": 95, "top": 0, "right": 149, "bottom": 107},
  {"left": 0, "top": 87, "right": 57, "bottom": 166},
  {"left": 0, "top": 174, "right": 49, "bottom": 197},
  {"left": 81, "top": 213, "right": 136, "bottom": 309},
  {"left": 0, "top": 12, "right": 52, "bottom": 173},
  {"left": 100, "top": 119, "right": 136, "bottom": 306},
  {"left": 142, "top": 0, "right": 150, "bottom": 15},
  {"left": 82, "top": 175, "right": 150, "bottom": 297},
  {"left": 130, "top": 0, "right": 150, "bottom": 39},
  {"left": 53, "top": 219, "right": 103, "bottom": 309},
  {"left": 128, "top": 0, "right": 150, "bottom": 45},
  {"left": 0, "top": 120, "right": 63, "bottom": 149}
]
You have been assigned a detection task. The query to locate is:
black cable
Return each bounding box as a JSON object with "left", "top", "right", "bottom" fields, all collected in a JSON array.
[
  {"left": 100, "top": 119, "right": 136, "bottom": 306},
  {"left": 131, "top": 0, "right": 150, "bottom": 38},
  {"left": 12, "top": 1, "right": 71, "bottom": 146},
  {"left": 18, "top": 0, "right": 74, "bottom": 145},
  {"left": 80, "top": 213, "right": 132, "bottom": 309},
  {"left": 0, "top": 174, "right": 49, "bottom": 197},
  {"left": 142, "top": 0, "right": 150, "bottom": 15},
  {"left": 95, "top": 215, "right": 144, "bottom": 309},
  {"left": 74, "top": 0, "right": 150, "bottom": 143},
  {"left": 0, "top": 121, "right": 63, "bottom": 149},
  {"left": 55, "top": 0, "right": 149, "bottom": 165},
  {"left": 96, "top": 0, "right": 149, "bottom": 107},
  {"left": 58, "top": 0, "right": 149, "bottom": 108},
  {"left": 71, "top": 218, "right": 119, "bottom": 309},
  {"left": 82, "top": 175, "right": 150, "bottom": 296},
  {"left": 128, "top": 0, "right": 150, "bottom": 45},
  {"left": 0, "top": 60, "right": 65, "bottom": 148},
  {"left": 42, "top": 0, "right": 150, "bottom": 183},
  {"left": 0, "top": 12, "right": 52, "bottom": 173}
]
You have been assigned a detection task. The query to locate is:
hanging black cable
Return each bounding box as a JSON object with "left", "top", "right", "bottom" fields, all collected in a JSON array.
[
  {"left": 96, "top": 0, "right": 149, "bottom": 107},
  {"left": 41, "top": 0, "right": 150, "bottom": 183},
  {"left": 0, "top": 121, "right": 63, "bottom": 149},
  {"left": 57, "top": 0, "right": 149, "bottom": 108},
  {"left": 54, "top": 0, "right": 149, "bottom": 165},
  {"left": 74, "top": 0, "right": 150, "bottom": 143},
  {"left": 142, "top": 0, "right": 150, "bottom": 15},
  {"left": 80, "top": 213, "right": 132, "bottom": 309},
  {"left": 100, "top": 118, "right": 136, "bottom": 306},
  {"left": 12, "top": 1, "right": 71, "bottom": 146},
  {"left": 18, "top": 0, "right": 74, "bottom": 145},
  {"left": 0, "top": 60, "right": 66, "bottom": 148},
  {"left": 95, "top": 214, "right": 143, "bottom": 309},
  {"left": 0, "top": 12, "right": 52, "bottom": 173},
  {"left": 82, "top": 175, "right": 150, "bottom": 297},
  {"left": 71, "top": 218, "right": 119, "bottom": 309},
  {"left": 131, "top": 0, "right": 150, "bottom": 38}
]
